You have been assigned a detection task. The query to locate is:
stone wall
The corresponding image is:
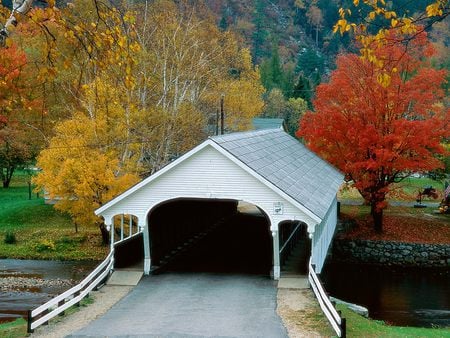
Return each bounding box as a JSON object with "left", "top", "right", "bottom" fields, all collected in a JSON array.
[{"left": 333, "top": 239, "right": 450, "bottom": 267}]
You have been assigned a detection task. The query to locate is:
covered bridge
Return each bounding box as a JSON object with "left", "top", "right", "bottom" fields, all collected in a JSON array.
[{"left": 95, "top": 129, "right": 343, "bottom": 279}]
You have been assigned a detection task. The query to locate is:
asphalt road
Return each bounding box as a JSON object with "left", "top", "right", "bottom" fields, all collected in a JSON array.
[{"left": 69, "top": 273, "right": 288, "bottom": 338}]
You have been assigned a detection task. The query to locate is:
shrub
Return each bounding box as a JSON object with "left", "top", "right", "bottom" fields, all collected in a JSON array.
[
  {"left": 4, "top": 231, "right": 17, "bottom": 244},
  {"left": 34, "top": 239, "right": 56, "bottom": 252}
]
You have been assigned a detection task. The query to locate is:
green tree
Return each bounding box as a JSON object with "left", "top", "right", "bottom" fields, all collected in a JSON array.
[
  {"left": 296, "top": 47, "right": 325, "bottom": 77},
  {"left": 252, "top": 0, "right": 268, "bottom": 61},
  {"left": 261, "top": 44, "right": 283, "bottom": 90},
  {"left": 262, "top": 89, "right": 307, "bottom": 135},
  {"left": 292, "top": 74, "right": 312, "bottom": 108}
]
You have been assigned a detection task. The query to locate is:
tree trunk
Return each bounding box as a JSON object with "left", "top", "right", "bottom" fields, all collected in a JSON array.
[
  {"left": 371, "top": 202, "right": 383, "bottom": 233},
  {"left": 1, "top": 167, "right": 14, "bottom": 188},
  {"left": 99, "top": 222, "right": 110, "bottom": 245}
]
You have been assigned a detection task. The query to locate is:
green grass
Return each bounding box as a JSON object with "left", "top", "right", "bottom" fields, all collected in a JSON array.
[
  {"left": 0, "top": 297, "right": 96, "bottom": 338},
  {"left": 0, "top": 319, "right": 27, "bottom": 338},
  {"left": 338, "top": 304, "right": 450, "bottom": 338},
  {"left": 339, "top": 177, "right": 446, "bottom": 201},
  {"left": 0, "top": 171, "right": 107, "bottom": 261}
]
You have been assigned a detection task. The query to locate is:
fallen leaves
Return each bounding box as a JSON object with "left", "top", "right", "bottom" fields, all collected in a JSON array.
[{"left": 339, "top": 210, "right": 450, "bottom": 244}]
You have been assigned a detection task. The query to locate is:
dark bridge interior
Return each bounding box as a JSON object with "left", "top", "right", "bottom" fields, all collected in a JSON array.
[{"left": 147, "top": 199, "right": 273, "bottom": 275}]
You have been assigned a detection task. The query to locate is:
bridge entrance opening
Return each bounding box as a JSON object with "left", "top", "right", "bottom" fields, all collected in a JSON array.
[
  {"left": 279, "top": 220, "right": 310, "bottom": 275},
  {"left": 147, "top": 199, "right": 273, "bottom": 275}
]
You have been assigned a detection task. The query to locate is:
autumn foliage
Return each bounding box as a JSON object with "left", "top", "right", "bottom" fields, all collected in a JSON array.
[
  {"left": 298, "top": 32, "right": 449, "bottom": 233},
  {"left": 0, "top": 43, "right": 40, "bottom": 187},
  {"left": 28, "top": 0, "right": 265, "bottom": 234}
]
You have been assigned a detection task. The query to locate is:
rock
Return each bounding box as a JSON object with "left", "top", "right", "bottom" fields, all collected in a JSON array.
[
  {"left": 330, "top": 297, "right": 369, "bottom": 317},
  {"left": 0, "top": 276, "right": 74, "bottom": 292}
]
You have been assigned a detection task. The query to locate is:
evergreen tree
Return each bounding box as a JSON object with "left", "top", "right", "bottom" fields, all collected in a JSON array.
[
  {"left": 281, "top": 65, "right": 295, "bottom": 98},
  {"left": 292, "top": 74, "right": 312, "bottom": 108},
  {"left": 260, "top": 44, "right": 284, "bottom": 92},
  {"left": 252, "top": 0, "right": 268, "bottom": 62},
  {"left": 219, "top": 6, "right": 231, "bottom": 31},
  {"left": 269, "top": 44, "right": 283, "bottom": 88},
  {"left": 296, "top": 48, "right": 324, "bottom": 77}
]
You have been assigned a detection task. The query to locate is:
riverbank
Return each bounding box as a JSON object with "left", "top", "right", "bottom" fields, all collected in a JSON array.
[
  {"left": 324, "top": 204, "right": 450, "bottom": 330},
  {"left": 338, "top": 304, "right": 450, "bottom": 337}
]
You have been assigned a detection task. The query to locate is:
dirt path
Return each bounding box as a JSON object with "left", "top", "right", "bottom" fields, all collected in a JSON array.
[{"left": 277, "top": 288, "right": 333, "bottom": 337}]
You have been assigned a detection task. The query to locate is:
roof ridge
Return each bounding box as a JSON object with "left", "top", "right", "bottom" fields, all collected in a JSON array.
[{"left": 209, "top": 128, "right": 281, "bottom": 142}]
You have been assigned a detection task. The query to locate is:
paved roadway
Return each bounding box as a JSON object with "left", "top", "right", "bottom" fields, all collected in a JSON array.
[{"left": 69, "top": 273, "right": 288, "bottom": 338}]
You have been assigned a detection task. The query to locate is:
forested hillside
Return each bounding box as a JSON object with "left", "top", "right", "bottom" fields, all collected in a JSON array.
[{"left": 0, "top": 0, "right": 448, "bottom": 231}]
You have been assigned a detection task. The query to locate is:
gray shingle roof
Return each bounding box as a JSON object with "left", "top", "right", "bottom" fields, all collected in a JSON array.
[
  {"left": 252, "top": 118, "right": 286, "bottom": 131},
  {"left": 210, "top": 129, "right": 343, "bottom": 220}
]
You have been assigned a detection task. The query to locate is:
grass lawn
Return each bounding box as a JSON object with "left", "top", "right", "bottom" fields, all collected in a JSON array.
[
  {"left": 338, "top": 304, "right": 450, "bottom": 337},
  {"left": 339, "top": 177, "right": 447, "bottom": 201},
  {"left": 0, "top": 319, "right": 27, "bottom": 338},
  {"left": 0, "top": 171, "right": 107, "bottom": 261}
]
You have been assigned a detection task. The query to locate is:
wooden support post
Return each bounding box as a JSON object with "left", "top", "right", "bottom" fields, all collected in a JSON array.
[
  {"left": 75, "top": 291, "right": 81, "bottom": 307},
  {"left": 143, "top": 220, "right": 151, "bottom": 275},
  {"left": 43, "top": 309, "right": 49, "bottom": 325},
  {"left": 110, "top": 219, "right": 115, "bottom": 252},
  {"left": 129, "top": 214, "right": 133, "bottom": 237},
  {"left": 272, "top": 230, "right": 280, "bottom": 280},
  {"left": 27, "top": 310, "right": 33, "bottom": 333},
  {"left": 341, "top": 317, "right": 346, "bottom": 338},
  {"left": 58, "top": 300, "right": 65, "bottom": 316},
  {"left": 120, "top": 214, "right": 124, "bottom": 241}
]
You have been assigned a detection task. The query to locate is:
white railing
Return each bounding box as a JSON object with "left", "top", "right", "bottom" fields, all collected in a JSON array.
[
  {"left": 27, "top": 250, "right": 114, "bottom": 333},
  {"left": 311, "top": 197, "right": 338, "bottom": 273},
  {"left": 308, "top": 259, "right": 346, "bottom": 338}
]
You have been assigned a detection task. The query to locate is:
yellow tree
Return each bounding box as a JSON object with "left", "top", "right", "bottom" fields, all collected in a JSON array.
[
  {"left": 29, "top": 0, "right": 265, "bottom": 240},
  {"left": 334, "top": 0, "right": 449, "bottom": 86},
  {"left": 33, "top": 1, "right": 142, "bottom": 239},
  {"left": 132, "top": 0, "right": 264, "bottom": 172},
  {"left": 34, "top": 108, "right": 140, "bottom": 240},
  {"left": 213, "top": 48, "right": 265, "bottom": 132}
]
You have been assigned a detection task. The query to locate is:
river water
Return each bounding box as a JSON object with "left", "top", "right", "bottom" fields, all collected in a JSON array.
[
  {"left": 0, "top": 259, "right": 98, "bottom": 323},
  {"left": 321, "top": 261, "right": 450, "bottom": 328}
]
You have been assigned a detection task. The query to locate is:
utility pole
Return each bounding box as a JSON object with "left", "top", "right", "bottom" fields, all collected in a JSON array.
[
  {"left": 216, "top": 109, "right": 219, "bottom": 136},
  {"left": 220, "top": 94, "right": 225, "bottom": 135}
]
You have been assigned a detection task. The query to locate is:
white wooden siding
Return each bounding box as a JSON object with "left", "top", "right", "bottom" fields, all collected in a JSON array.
[
  {"left": 101, "top": 145, "right": 318, "bottom": 231},
  {"left": 311, "top": 197, "right": 338, "bottom": 273}
]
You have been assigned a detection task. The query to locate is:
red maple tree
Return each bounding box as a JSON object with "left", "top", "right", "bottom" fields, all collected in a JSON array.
[
  {"left": 297, "top": 31, "right": 449, "bottom": 233},
  {"left": 0, "top": 43, "right": 38, "bottom": 188}
]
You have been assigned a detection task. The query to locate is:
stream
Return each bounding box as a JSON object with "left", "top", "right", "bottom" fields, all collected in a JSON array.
[
  {"left": 0, "top": 259, "right": 98, "bottom": 323},
  {"left": 321, "top": 261, "right": 450, "bottom": 328}
]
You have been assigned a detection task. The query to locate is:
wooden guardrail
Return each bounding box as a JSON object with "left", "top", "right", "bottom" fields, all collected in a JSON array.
[
  {"left": 308, "top": 259, "right": 346, "bottom": 338},
  {"left": 27, "top": 250, "right": 114, "bottom": 333}
]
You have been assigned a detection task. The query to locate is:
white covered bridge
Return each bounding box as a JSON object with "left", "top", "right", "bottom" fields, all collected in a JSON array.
[{"left": 96, "top": 128, "right": 343, "bottom": 279}]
